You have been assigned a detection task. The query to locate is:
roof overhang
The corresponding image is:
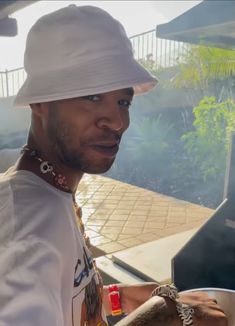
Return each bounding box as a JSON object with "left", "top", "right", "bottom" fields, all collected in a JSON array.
[
  {"left": 0, "top": 0, "right": 37, "bottom": 36},
  {"left": 156, "top": 1, "right": 235, "bottom": 49}
]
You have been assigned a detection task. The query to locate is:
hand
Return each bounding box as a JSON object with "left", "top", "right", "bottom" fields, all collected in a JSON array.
[
  {"left": 103, "top": 282, "right": 159, "bottom": 316},
  {"left": 115, "top": 290, "right": 228, "bottom": 326},
  {"left": 179, "top": 291, "right": 228, "bottom": 326},
  {"left": 119, "top": 282, "right": 159, "bottom": 314},
  {"left": 115, "top": 295, "right": 180, "bottom": 326}
]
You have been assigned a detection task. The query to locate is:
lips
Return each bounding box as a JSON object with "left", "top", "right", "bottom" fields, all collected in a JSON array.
[{"left": 89, "top": 143, "right": 119, "bottom": 157}]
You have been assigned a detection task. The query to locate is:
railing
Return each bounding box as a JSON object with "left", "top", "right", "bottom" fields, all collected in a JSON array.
[
  {"left": 130, "top": 29, "right": 188, "bottom": 69},
  {"left": 0, "top": 68, "right": 26, "bottom": 97},
  {"left": 0, "top": 29, "right": 189, "bottom": 97}
]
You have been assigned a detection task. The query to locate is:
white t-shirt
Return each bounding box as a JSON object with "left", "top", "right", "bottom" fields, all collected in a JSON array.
[{"left": 0, "top": 169, "right": 107, "bottom": 326}]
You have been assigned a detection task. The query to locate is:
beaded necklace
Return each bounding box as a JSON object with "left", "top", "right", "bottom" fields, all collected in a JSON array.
[{"left": 21, "top": 145, "right": 91, "bottom": 248}]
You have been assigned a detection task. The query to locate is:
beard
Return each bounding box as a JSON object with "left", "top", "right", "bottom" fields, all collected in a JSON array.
[
  {"left": 56, "top": 137, "right": 116, "bottom": 174},
  {"left": 47, "top": 108, "right": 119, "bottom": 174}
]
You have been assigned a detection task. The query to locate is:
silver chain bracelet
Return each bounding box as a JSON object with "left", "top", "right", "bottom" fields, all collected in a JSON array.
[
  {"left": 176, "top": 302, "right": 194, "bottom": 326},
  {"left": 151, "top": 284, "right": 194, "bottom": 326}
]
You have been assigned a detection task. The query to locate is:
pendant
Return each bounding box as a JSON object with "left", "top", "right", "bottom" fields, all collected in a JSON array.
[{"left": 40, "top": 161, "right": 53, "bottom": 174}]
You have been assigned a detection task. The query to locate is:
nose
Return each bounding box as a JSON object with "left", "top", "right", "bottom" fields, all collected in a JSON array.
[{"left": 96, "top": 103, "right": 128, "bottom": 132}]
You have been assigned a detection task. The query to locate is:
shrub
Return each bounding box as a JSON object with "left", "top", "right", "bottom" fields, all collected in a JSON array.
[{"left": 182, "top": 96, "right": 235, "bottom": 181}]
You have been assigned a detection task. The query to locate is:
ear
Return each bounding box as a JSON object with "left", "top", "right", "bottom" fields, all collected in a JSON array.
[{"left": 30, "top": 103, "right": 49, "bottom": 118}]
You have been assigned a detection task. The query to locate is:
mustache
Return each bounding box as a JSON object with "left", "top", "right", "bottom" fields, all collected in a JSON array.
[{"left": 87, "top": 131, "right": 122, "bottom": 144}]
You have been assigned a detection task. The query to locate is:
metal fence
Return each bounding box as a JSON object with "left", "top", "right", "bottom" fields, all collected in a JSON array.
[
  {"left": 130, "top": 29, "right": 188, "bottom": 69},
  {"left": 0, "top": 29, "right": 188, "bottom": 97},
  {"left": 0, "top": 68, "right": 27, "bottom": 97}
]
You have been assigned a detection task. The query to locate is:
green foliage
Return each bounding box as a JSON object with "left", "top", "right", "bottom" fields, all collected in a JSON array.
[
  {"left": 126, "top": 115, "right": 173, "bottom": 163},
  {"left": 106, "top": 46, "right": 235, "bottom": 208},
  {"left": 138, "top": 53, "right": 160, "bottom": 78},
  {"left": 182, "top": 96, "right": 235, "bottom": 181},
  {"left": 106, "top": 114, "right": 176, "bottom": 190},
  {"left": 173, "top": 45, "right": 235, "bottom": 91}
]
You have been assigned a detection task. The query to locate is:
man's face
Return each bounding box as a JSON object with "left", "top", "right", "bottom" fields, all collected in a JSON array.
[{"left": 46, "top": 88, "right": 133, "bottom": 174}]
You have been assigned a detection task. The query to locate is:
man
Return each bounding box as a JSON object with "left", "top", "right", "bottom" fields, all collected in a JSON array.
[{"left": 0, "top": 5, "right": 227, "bottom": 326}]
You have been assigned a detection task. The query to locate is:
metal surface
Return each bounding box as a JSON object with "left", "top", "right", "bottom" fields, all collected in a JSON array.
[
  {"left": 181, "top": 288, "right": 235, "bottom": 326},
  {"left": 112, "top": 229, "right": 198, "bottom": 285},
  {"left": 173, "top": 133, "right": 235, "bottom": 291}
]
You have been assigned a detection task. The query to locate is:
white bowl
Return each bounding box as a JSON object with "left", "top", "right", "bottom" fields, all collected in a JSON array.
[{"left": 180, "top": 288, "right": 235, "bottom": 326}]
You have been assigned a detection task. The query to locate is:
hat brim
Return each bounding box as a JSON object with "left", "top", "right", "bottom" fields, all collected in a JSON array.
[{"left": 14, "top": 54, "right": 158, "bottom": 107}]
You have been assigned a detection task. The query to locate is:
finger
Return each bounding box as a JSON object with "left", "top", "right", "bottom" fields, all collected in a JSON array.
[
  {"left": 193, "top": 306, "right": 227, "bottom": 320},
  {"left": 206, "top": 298, "right": 218, "bottom": 304}
]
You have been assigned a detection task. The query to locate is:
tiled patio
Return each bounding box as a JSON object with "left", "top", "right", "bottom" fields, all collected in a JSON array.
[{"left": 76, "top": 174, "right": 214, "bottom": 255}]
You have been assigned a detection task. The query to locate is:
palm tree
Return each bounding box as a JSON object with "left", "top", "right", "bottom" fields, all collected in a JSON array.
[{"left": 172, "top": 44, "right": 235, "bottom": 102}]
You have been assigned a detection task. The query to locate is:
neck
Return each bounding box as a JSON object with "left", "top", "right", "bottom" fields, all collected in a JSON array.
[{"left": 16, "top": 141, "right": 83, "bottom": 194}]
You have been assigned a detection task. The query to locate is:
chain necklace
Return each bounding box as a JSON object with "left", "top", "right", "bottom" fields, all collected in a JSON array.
[{"left": 21, "top": 145, "right": 91, "bottom": 248}]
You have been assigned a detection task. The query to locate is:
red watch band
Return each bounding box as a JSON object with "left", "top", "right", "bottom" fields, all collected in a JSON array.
[{"left": 108, "top": 284, "right": 123, "bottom": 316}]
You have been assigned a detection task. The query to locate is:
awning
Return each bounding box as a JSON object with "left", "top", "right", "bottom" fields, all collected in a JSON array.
[{"left": 156, "top": 1, "right": 235, "bottom": 49}]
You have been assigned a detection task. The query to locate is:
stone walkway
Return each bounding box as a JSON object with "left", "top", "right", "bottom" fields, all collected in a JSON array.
[{"left": 76, "top": 174, "right": 214, "bottom": 255}]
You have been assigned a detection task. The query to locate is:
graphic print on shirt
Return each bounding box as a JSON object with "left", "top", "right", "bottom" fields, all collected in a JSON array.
[{"left": 72, "top": 246, "right": 107, "bottom": 326}]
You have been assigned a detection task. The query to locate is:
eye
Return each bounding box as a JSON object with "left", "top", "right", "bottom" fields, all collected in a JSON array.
[
  {"left": 83, "top": 94, "right": 101, "bottom": 102},
  {"left": 118, "top": 99, "right": 132, "bottom": 109}
]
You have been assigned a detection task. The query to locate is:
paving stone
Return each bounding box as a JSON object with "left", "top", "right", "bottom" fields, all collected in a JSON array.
[
  {"left": 151, "top": 201, "right": 171, "bottom": 207},
  {"left": 136, "top": 233, "right": 160, "bottom": 242},
  {"left": 100, "top": 227, "right": 123, "bottom": 235},
  {"left": 118, "top": 234, "right": 135, "bottom": 240},
  {"left": 102, "top": 200, "right": 119, "bottom": 205},
  {"left": 76, "top": 174, "right": 214, "bottom": 255},
  {"left": 166, "top": 215, "right": 186, "bottom": 223},
  {"left": 144, "top": 221, "right": 166, "bottom": 229},
  {"left": 89, "top": 214, "right": 109, "bottom": 220},
  {"left": 121, "top": 227, "right": 142, "bottom": 235},
  {"left": 117, "top": 202, "right": 136, "bottom": 208},
  {"left": 85, "top": 225, "right": 103, "bottom": 232},
  {"left": 146, "top": 216, "right": 167, "bottom": 222},
  {"left": 104, "top": 233, "right": 121, "bottom": 241},
  {"left": 100, "top": 204, "right": 117, "bottom": 210},
  {"left": 108, "top": 214, "right": 129, "bottom": 221},
  {"left": 97, "top": 242, "right": 126, "bottom": 253},
  {"left": 117, "top": 238, "right": 143, "bottom": 248},
  {"left": 111, "top": 209, "right": 132, "bottom": 215},
  {"left": 90, "top": 236, "right": 111, "bottom": 246},
  {"left": 124, "top": 221, "right": 145, "bottom": 228},
  {"left": 130, "top": 210, "right": 148, "bottom": 216},
  {"left": 149, "top": 207, "right": 169, "bottom": 213},
  {"left": 127, "top": 215, "right": 147, "bottom": 221},
  {"left": 86, "top": 219, "right": 107, "bottom": 226},
  {"left": 105, "top": 220, "right": 126, "bottom": 227}
]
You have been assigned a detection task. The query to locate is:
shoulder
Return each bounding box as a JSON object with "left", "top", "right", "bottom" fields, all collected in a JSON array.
[
  {"left": 2, "top": 170, "right": 72, "bottom": 208},
  {"left": 0, "top": 170, "right": 75, "bottom": 244}
]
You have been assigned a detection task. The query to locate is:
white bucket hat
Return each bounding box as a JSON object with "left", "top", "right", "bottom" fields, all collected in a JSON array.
[{"left": 14, "top": 5, "right": 158, "bottom": 107}]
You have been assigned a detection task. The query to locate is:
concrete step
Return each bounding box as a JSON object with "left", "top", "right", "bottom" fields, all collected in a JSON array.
[
  {"left": 96, "top": 228, "right": 199, "bottom": 285},
  {"left": 96, "top": 255, "right": 146, "bottom": 285}
]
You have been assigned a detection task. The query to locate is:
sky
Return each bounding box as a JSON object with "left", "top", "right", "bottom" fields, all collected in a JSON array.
[{"left": 0, "top": 0, "right": 201, "bottom": 70}]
